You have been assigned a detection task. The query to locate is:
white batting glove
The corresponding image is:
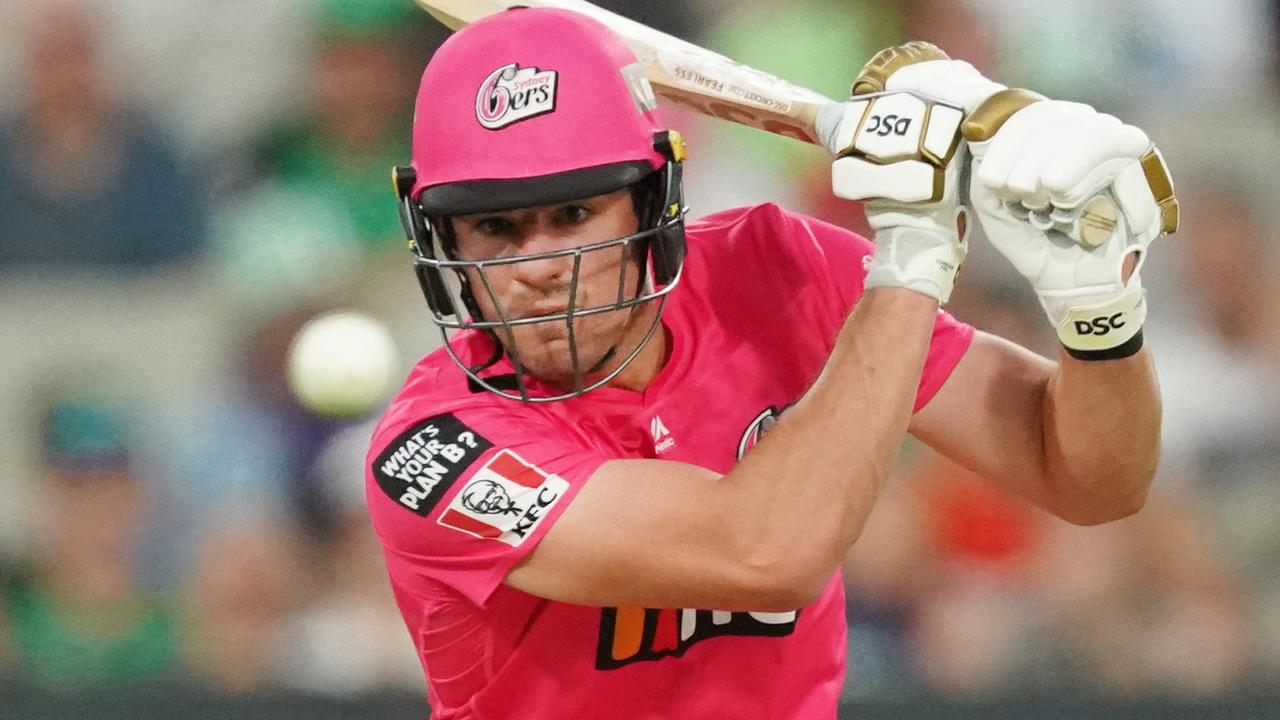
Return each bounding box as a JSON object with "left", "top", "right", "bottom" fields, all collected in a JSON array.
[
  {"left": 835, "top": 48, "right": 1180, "bottom": 358},
  {"left": 969, "top": 101, "right": 1178, "bottom": 357},
  {"left": 817, "top": 42, "right": 969, "bottom": 304}
]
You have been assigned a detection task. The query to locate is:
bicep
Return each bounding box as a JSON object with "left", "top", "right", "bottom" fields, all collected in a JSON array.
[
  {"left": 505, "top": 459, "right": 789, "bottom": 611},
  {"left": 908, "top": 330, "right": 1058, "bottom": 510}
]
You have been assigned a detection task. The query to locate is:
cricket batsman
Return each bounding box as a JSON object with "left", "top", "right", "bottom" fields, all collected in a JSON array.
[{"left": 366, "top": 7, "right": 1177, "bottom": 718}]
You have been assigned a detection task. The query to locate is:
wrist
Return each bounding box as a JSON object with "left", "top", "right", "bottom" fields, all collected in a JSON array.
[
  {"left": 1063, "top": 329, "right": 1145, "bottom": 361},
  {"left": 865, "top": 223, "right": 965, "bottom": 304},
  {"left": 1048, "top": 281, "right": 1147, "bottom": 357}
]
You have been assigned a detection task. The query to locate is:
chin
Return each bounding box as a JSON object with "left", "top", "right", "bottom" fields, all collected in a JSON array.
[
  {"left": 511, "top": 341, "right": 609, "bottom": 384},
  {"left": 528, "top": 347, "right": 604, "bottom": 377},
  {"left": 509, "top": 313, "right": 636, "bottom": 375}
]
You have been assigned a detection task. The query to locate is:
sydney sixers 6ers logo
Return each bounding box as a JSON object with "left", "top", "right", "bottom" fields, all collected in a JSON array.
[
  {"left": 737, "top": 404, "right": 796, "bottom": 460},
  {"left": 476, "top": 63, "right": 558, "bottom": 130}
]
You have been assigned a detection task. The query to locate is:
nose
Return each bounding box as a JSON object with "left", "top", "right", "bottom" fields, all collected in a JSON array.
[{"left": 506, "top": 229, "right": 577, "bottom": 294}]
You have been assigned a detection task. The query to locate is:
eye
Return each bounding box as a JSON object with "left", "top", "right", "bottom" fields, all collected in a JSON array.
[
  {"left": 555, "top": 204, "right": 593, "bottom": 226},
  {"left": 473, "top": 216, "right": 518, "bottom": 237}
]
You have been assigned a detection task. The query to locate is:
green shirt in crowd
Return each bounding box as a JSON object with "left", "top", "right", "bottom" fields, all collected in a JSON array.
[{"left": 4, "top": 577, "right": 179, "bottom": 692}]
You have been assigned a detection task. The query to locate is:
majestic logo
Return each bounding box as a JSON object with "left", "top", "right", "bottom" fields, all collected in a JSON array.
[
  {"left": 650, "top": 415, "right": 675, "bottom": 454},
  {"left": 373, "top": 414, "right": 493, "bottom": 516},
  {"left": 597, "top": 606, "right": 799, "bottom": 670},
  {"left": 437, "top": 449, "right": 568, "bottom": 546},
  {"left": 476, "top": 63, "right": 558, "bottom": 130}
]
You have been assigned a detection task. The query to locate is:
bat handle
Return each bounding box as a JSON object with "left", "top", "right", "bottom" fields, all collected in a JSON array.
[
  {"left": 814, "top": 102, "right": 852, "bottom": 157},
  {"left": 1002, "top": 193, "right": 1121, "bottom": 249}
]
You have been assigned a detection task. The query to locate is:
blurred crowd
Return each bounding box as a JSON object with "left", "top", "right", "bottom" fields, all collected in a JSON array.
[{"left": 1, "top": 0, "right": 1278, "bottom": 703}]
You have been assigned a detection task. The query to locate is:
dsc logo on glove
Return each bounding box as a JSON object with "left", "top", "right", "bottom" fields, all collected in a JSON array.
[
  {"left": 1074, "top": 314, "right": 1126, "bottom": 336},
  {"left": 865, "top": 114, "right": 912, "bottom": 137}
]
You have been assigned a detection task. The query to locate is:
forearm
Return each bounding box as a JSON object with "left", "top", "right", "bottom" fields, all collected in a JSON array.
[
  {"left": 721, "top": 44, "right": 971, "bottom": 595},
  {"left": 727, "top": 287, "right": 938, "bottom": 582},
  {"left": 1041, "top": 345, "right": 1161, "bottom": 524},
  {"left": 843, "top": 42, "right": 1175, "bottom": 527}
]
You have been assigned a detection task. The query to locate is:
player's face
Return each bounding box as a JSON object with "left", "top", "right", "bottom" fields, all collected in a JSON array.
[{"left": 451, "top": 188, "right": 654, "bottom": 388}]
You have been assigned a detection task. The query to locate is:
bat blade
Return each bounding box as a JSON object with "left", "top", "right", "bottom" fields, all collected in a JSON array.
[{"left": 413, "top": 0, "right": 838, "bottom": 145}]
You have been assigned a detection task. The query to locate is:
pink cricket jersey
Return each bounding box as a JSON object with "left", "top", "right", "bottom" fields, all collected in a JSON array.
[{"left": 365, "top": 203, "right": 975, "bottom": 719}]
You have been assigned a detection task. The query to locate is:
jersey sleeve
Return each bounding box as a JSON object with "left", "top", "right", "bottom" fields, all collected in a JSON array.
[
  {"left": 365, "top": 399, "right": 607, "bottom": 608},
  {"left": 751, "top": 204, "right": 976, "bottom": 412}
]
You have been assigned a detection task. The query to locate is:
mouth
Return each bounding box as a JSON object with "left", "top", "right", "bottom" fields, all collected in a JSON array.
[{"left": 520, "top": 302, "right": 570, "bottom": 320}]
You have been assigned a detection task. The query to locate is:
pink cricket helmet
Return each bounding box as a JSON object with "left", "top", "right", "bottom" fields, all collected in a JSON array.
[{"left": 410, "top": 6, "right": 671, "bottom": 214}]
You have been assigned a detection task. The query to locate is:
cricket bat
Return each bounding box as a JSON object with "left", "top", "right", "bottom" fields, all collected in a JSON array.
[
  {"left": 414, "top": 0, "right": 1151, "bottom": 244},
  {"left": 413, "top": 0, "right": 841, "bottom": 146}
]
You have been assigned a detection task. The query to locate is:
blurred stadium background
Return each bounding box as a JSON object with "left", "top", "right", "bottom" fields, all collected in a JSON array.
[{"left": 1, "top": 0, "right": 1277, "bottom": 717}]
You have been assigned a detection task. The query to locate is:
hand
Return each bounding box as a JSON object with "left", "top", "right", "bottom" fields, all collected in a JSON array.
[
  {"left": 818, "top": 42, "right": 970, "bottom": 304},
  {"left": 838, "top": 46, "right": 1179, "bottom": 357},
  {"left": 968, "top": 100, "right": 1177, "bottom": 357}
]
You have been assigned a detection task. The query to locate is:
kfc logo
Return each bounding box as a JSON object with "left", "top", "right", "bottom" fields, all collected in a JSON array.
[
  {"left": 438, "top": 450, "right": 568, "bottom": 546},
  {"left": 461, "top": 480, "right": 522, "bottom": 516}
]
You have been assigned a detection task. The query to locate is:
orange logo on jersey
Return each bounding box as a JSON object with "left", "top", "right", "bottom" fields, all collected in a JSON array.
[{"left": 596, "top": 606, "right": 799, "bottom": 670}]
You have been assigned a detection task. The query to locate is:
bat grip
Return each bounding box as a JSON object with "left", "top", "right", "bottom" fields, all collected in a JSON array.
[{"left": 814, "top": 102, "right": 853, "bottom": 157}]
